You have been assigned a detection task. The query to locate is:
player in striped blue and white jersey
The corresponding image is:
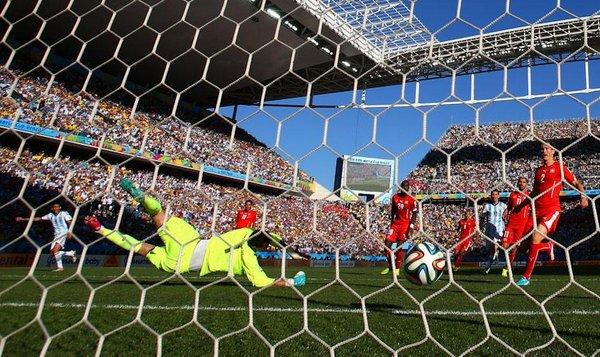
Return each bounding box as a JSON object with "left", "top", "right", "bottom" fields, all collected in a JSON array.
[
  {"left": 16, "top": 203, "right": 77, "bottom": 271},
  {"left": 481, "top": 190, "right": 507, "bottom": 274}
]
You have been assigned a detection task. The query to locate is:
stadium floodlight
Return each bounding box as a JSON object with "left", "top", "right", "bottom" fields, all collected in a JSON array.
[
  {"left": 266, "top": 8, "right": 282, "bottom": 19},
  {"left": 284, "top": 20, "right": 299, "bottom": 32}
]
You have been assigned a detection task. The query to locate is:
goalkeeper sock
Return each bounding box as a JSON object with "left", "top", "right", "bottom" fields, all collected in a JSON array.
[
  {"left": 141, "top": 195, "right": 162, "bottom": 217},
  {"left": 54, "top": 251, "right": 64, "bottom": 269},
  {"left": 98, "top": 227, "right": 143, "bottom": 253},
  {"left": 119, "top": 179, "right": 162, "bottom": 216}
]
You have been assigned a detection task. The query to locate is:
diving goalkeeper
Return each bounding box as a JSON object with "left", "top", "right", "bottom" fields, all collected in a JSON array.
[{"left": 84, "top": 179, "right": 306, "bottom": 288}]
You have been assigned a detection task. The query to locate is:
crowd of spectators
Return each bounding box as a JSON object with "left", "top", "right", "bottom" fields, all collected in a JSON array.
[
  {"left": 436, "top": 120, "right": 600, "bottom": 149},
  {"left": 408, "top": 120, "right": 600, "bottom": 194},
  {"left": 0, "top": 69, "right": 598, "bottom": 262},
  {"left": 408, "top": 153, "right": 600, "bottom": 194},
  {"left": 0, "top": 68, "right": 312, "bottom": 185},
  {"left": 3, "top": 145, "right": 597, "bottom": 261},
  {"left": 0, "top": 146, "right": 382, "bottom": 258}
]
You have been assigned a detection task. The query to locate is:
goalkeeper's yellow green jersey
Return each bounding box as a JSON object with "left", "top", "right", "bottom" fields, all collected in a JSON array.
[{"left": 199, "top": 228, "right": 275, "bottom": 288}]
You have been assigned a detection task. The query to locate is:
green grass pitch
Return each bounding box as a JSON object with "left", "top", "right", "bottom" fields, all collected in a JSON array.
[
  {"left": 0, "top": 266, "right": 598, "bottom": 356},
  {"left": 347, "top": 178, "right": 391, "bottom": 193}
]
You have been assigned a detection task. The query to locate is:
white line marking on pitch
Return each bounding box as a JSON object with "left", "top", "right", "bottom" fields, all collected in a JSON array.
[{"left": 2, "top": 302, "right": 599, "bottom": 316}]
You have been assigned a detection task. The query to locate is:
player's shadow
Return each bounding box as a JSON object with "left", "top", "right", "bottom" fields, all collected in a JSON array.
[
  {"left": 337, "top": 270, "right": 371, "bottom": 275},
  {"left": 425, "top": 315, "right": 600, "bottom": 340},
  {"left": 81, "top": 279, "right": 241, "bottom": 288},
  {"left": 362, "top": 302, "right": 420, "bottom": 313},
  {"left": 449, "top": 276, "right": 496, "bottom": 283}
]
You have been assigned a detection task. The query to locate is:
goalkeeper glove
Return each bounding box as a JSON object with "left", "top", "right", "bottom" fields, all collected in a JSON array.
[{"left": 84, "top": 216, "right": 102, "bottom": 231}]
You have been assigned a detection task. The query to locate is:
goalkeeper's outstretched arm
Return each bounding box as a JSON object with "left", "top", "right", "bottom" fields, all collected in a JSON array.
[{"left": 84, "top": 216, "right": 156, "bottom": 257}]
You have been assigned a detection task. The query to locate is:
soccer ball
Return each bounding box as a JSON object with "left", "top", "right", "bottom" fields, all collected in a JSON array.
[{"left": 403, "top": 242, "right": 446, "bottom": 285}]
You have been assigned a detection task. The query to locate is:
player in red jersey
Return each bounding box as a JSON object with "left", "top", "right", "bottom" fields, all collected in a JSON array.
[
  {"left": 235, "top": 200, "right": 257, "bottom": 229},
  {"left": 453, "top": 209, "right": 476, "bottom": 271},
  {"left": 501, "top": 177, "right": 531, "bottom": 277},
  {"left": 516, "top": 144, "right": 588, "bottom": 286},
  {"left": 381, "top": 180, "right": 418, "bottom": 275}
]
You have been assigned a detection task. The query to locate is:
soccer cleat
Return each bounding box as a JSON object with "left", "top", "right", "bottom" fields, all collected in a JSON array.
[
  {"left": 453, "top": 266, "right": 460, "bottom": 272},
  {"left": 119, "top": 178, "right": 145, "bottom": 201},
  {"left": 516, "top": 276, "right": 530, "bottom": 286},
  {"left": 84, "top": 216, "right": 102, "bottom": 232},
  {"left": 293, "top": 271, "right": 306, "bottom": 287},
  {"left": 501, "top": 268, "right": 508, "bottom": 277},
  {"left": 69, "top": 251, "right": 78, "bottom": 263},
  {"left": 380, "top": 268, "right": 390, "bottom": 275},
  {"left": 548, "top": 241, "right": 555, "bottom": 261},
  {"left": 53, "top": 268, "right": 64, "bottom": 272},
  {"left": 484, "top": 267, "right": 491, "bottom": 275}
]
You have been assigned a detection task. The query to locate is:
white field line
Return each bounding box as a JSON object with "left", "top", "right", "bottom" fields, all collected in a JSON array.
[{"left": 2, "top": 302, "right": 599, "bottom": 316}]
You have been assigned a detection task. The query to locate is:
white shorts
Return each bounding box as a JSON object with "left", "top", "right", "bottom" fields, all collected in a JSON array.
[{"left": 50, "top": 234, "right": 67, "bottom": 249}]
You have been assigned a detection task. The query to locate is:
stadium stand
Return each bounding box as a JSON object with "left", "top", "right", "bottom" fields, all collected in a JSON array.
[
  {"left": 0, "top": 69, "right": 313, "bottom": 185},
  {"left": 0, "top": 144, "right": 381, "bottom": 259},
  {"left": 0, "top": 71, "right": 597, "bottom": 263},
  {"left": 1, "top": 116, "right": 598, "bottom": 263},
  {"left": 408, "top": 120, "right": 600, "bottom": 194}
]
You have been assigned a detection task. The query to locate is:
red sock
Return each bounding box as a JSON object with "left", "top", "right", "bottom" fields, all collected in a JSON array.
[
  {"left": 395, "top": 249, "right": 405, "bottom": 269},
  {"left": 508, "top": 248, "right": 518, "bottom": 265},
  {"left": 455, "top": 253, "right": 464, "bottom": 267},
  {"left": 523, "top": 242, "right": 552, "bottom": 279}
]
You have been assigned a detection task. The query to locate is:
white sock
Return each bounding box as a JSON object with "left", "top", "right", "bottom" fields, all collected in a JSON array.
[{"left": 55, "top": 251, "right": 64, "bottom": 269}]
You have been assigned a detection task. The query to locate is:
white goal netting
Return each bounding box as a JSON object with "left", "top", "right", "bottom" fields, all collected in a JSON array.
[{"left": 0, "top": 0, "right": 599, "bottom": 355}]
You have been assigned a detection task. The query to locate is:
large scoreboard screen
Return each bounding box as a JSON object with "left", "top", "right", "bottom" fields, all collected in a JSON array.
[{"left": 342, "top": 156, "right": 394, "bottom": 193}]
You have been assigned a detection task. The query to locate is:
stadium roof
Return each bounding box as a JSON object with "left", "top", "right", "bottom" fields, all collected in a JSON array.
[
  {"left": 3, "top": 1, "right": 599, "bottom": 109},
  {"left": 297, "top": 0, "right": 434, "bottom": 62}
]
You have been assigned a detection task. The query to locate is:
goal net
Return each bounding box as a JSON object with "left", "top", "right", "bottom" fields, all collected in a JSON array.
[{"left": 0, "top": 0, "right": 598, "bottom": 355}]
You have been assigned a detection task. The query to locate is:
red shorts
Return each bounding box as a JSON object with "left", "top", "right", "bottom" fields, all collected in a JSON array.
[
  {"left": 503, "top": 224, "right": 528, "bottom": 245},
  {"left": 455, "top": 238, "right": 472, "bottom": 254},
  {"left": 386, "top": 222, "right": 410, "bottom": 243},
  {"left": 538, "top": 210, "right": 561, "bottom": 235},
  {"left": 524, "top": 210, "right": 561, "bottom": 236}
]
